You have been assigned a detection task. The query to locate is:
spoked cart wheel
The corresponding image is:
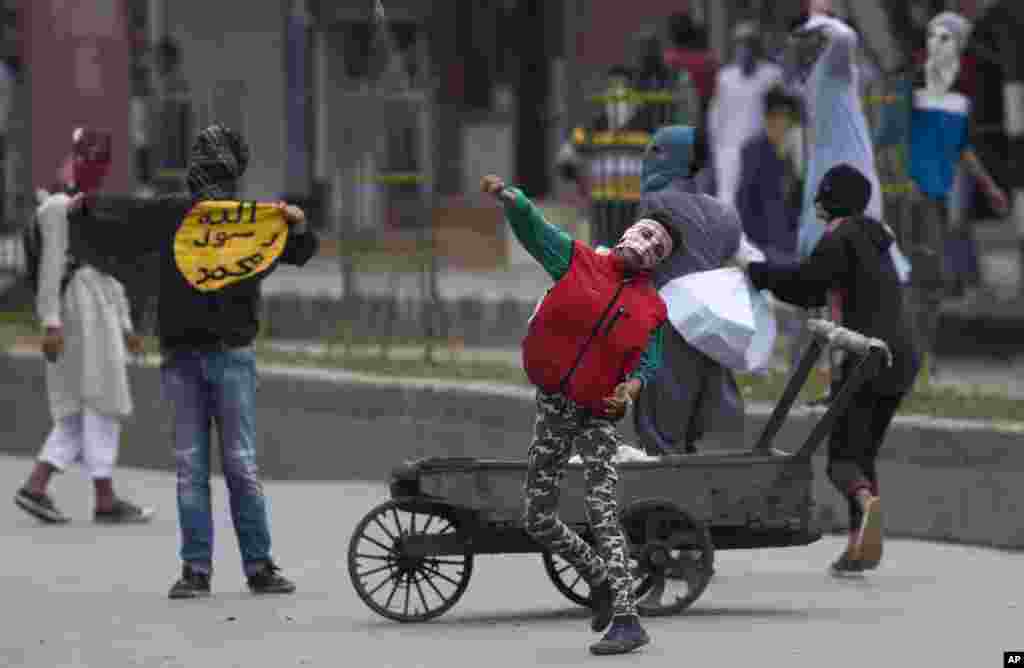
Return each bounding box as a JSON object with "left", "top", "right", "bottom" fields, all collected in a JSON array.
[
  {"left": 621, "top": 500, "right": 714, "bottom": 616},
  {"left": 542, "top": 549, "right": 593, "bottom": 607},
  {"left": 348, "top": 499, "right": 474, "bottom": 622},
  {"left": 540, "top": 530, "right": 667, "bottom": 608}
]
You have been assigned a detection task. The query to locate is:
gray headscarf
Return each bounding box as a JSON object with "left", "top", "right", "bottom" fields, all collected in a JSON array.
[
  {"left": 186, "top": 122, "right": 250, "bottom": 200},
  {"left": 928, "top": 12, "right": 972, "bottom": 53}
]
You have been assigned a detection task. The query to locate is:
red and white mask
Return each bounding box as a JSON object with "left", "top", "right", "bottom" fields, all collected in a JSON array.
[{"left": 615, "top": 219, "right": 674, "bottom": 269}]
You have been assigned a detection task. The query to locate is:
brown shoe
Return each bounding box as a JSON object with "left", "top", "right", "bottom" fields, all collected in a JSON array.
[{"left": 853, "top": 496, "right": 883, "bottom": 568}]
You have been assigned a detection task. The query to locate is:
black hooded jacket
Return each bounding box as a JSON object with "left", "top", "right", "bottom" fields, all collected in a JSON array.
[
  {"left": 747, "top": 216, "right": 919, "bottom": 395},
  {"left": 73, "top": 194, "right": 318, "bottom": 350},
  {"left": 72, "top": 124, "right": 319, "bottom": 350}
]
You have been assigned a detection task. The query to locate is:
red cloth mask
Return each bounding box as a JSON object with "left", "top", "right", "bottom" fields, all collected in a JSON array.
[
  {"left": 615, "top": 219, "right": 674, "bottom": 269},
  {"left": 72, "top": 159, "right": 110, "bottom": 193},
  {"left": 71, "top": 130, "right": 111, "bottom": 193}
]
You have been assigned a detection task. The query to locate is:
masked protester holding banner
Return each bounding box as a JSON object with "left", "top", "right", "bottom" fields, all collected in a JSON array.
[
  {"left": 633, "top": 125, "right": 744, "bottom": 456},
  {"left": 68, "top": 123, "right": 318, "bottom": 599},
  {"left": 482, "top": 174, "right": 682, "bottom": 656},
  {"left": 738, "top": 164, "right": 920, "bottom": 575},
  {"left": 15, "top": 128, "right": 153, "bottom": 526}
]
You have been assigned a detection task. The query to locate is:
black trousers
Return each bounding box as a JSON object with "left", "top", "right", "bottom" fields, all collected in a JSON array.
[{"left": 826, "top": 382, "right": 907, "bottom": 530}]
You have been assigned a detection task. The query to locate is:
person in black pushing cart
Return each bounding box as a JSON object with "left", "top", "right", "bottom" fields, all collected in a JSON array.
[{"left": 736, "top": 163, "right": 921, "bottom": 574}]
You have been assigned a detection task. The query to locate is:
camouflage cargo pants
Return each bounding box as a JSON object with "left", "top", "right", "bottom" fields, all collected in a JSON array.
[{"left": 522, "top": 391, "right": 636, "bottom": 617}]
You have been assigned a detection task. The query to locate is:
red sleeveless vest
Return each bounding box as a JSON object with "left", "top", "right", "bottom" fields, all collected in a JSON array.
[{"left": 522, "top": 241, "right": 667, "bottom": 412}]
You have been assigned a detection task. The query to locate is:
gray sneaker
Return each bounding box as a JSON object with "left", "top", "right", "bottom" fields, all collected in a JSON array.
[
  {"left": 15, "top": 488, "right": 70, "bottom": 524},
  {"left": 94, "top": 498, "right": 155, "bottom": 524}
]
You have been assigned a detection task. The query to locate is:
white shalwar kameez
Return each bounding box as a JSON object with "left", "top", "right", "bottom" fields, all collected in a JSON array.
[
  {"left": 707, "top": 60, "right": 783, "bottom": 208},
  {"left": 35, "top": 193, "right": 134, "bottom": 479}
]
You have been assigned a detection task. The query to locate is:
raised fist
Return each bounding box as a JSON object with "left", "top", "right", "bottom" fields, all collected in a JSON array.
[{"left": 481, "top": 174, "right": 507, "bottom": 197}]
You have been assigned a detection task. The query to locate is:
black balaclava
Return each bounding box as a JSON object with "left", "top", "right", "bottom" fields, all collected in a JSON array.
[
  {"left": 815, "top": 163, "right": 872, "bottom": 221},
  {"left": 186, "top": 122, "right": 250, "bottom": 200}
]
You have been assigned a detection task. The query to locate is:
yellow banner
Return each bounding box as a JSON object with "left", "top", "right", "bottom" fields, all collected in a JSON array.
[{"left": 174, "top": 201, "right": 289, "bottom": 292}]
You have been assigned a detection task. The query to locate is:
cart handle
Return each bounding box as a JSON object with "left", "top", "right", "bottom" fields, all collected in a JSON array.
[{"left": 807, "top": 319, "right": 892, "bottom": 366}]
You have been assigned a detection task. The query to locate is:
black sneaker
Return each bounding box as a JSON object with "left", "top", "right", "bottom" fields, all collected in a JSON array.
[
  {"left": 94, "top": 498, "right": 155, "bottom": 524},
  {"left": 168, "top": 566, "right": 211, "bottom": 599},
  {"left": 246, "top": 561, "right": 296, "bottom": 595},
  {"left": 589, "top": 614, "right": 650, "bottom": 656},
  {"left": 14, "top": 488, "right": 69, "bottom": 524},
  {"left": 589, "top": 578, "right": 614, "bottom": 632}
]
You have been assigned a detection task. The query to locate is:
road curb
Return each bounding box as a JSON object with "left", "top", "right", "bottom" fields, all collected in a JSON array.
[{"left": 3, "top": 350, "right": 1022, "bottom": 550}]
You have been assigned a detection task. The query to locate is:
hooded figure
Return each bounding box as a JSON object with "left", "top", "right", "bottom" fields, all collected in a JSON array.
[
  {"left": 741, "top": 163, "right": 920, "bottom": 574},
  {"left": 785, "top": 13, "right": 885, "bottom": 260},
  {"left": 634, "top": 125, "right": 744, "bottom": 455},
  {"left": 706, "top": 22, "right": 783, "bottom": 208}
]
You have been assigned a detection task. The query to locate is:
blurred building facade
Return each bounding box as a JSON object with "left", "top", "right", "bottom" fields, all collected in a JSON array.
[{"left": 4, "top": 0, "right": 1020, "bottom": 273}]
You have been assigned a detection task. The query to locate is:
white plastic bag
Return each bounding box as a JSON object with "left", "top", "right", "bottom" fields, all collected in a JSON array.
[
  {"left": 569, "top": 444, "right": 659, "bottom": 465},
  {"left": 659, "top": 266, "right": 776, "bottom": 372}
]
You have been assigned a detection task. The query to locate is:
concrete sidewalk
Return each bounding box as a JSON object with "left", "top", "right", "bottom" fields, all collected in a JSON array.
[{"left": 1, "top": 453, "right": 1020, "bottom": 668}]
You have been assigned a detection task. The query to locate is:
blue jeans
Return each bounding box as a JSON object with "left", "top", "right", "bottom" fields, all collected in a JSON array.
[{"left": 161, "top": 347, "right": 272, "bottom": 576}]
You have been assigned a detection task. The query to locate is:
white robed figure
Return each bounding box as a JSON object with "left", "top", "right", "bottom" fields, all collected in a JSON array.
[
  {"left": 13, "top": 128, "right": 154, "bottom": 526},
  {"left": 786, "top": 9, "right": 910, "bottom": 277}
]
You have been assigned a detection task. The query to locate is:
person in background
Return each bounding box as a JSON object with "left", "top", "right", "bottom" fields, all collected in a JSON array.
[
  {"left": 663, "top": 12, "right": 718, "bottom": 127},
  {"left": 735, "top": 87, "right": 805, "bottom": 264},
  {"left": 68, "top": 122, "right": 318, "bottom": 599},
  {"left": 555, "top": 66, "right": 663, "bottom": 246},
  {"left": 707, "top": 22, "right": 784, "bottom": 208},
  {"left": 482, "top": 174, "right": 683, "bottom": 656},
  {"left": 734, "top": 88, "right": 807, "bottom": 366},
  {"left": 633, "top": 125, "right": 744, "bottom": 456},
  {"left": 875, "top": 11, "right": 1009, "bottom": 376},
  {"left": 785, "top": 6, "right": 885, "bottom": 261},
  {"left": 14, "top": 128, "right": 153, "bottom": 525},
  {"left": 738, "top": 164, "right": 920, "bottom": 575}
]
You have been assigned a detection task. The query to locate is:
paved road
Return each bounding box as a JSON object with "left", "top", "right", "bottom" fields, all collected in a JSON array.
[{"left": 2, "top": 454, "right": 1020, "bottom": 668}]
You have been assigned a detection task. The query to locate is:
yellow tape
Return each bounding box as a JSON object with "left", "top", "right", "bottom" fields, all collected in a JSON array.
[
  {"left": 863, "top": 95, "right": 900, "bottom": 105},
  {"left": 882, "top": 183, "right": 914, "bottom": 195},
  {"left": 588, "top": 90, "right": 678, "bottom": 104},
  {"left": 359, "top": 172, "right": 425, "bottom": 185},
  {"left": 573, "top": 130, "right": 652, "bottom": 147}
]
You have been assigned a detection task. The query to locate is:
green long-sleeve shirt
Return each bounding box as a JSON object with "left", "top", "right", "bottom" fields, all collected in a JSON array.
[{"left": 501, "top": 188, "right": 664, "bottom": 388}]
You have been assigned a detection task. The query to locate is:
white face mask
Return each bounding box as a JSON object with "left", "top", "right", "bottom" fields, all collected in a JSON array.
[
  {"left": 927, "top": 25, "right": 959, "bottom": 68},
  {"left": 615, "top": 220, "right": 673, "bottom": 269}
]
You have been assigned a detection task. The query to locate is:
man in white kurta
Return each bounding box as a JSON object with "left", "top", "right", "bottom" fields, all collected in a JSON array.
[
  {"left": 14, "top": 128, "right": 154, "bottom": 525},
  {"left": 707, "top": 22, "right": 784, "bottom": 209}
]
